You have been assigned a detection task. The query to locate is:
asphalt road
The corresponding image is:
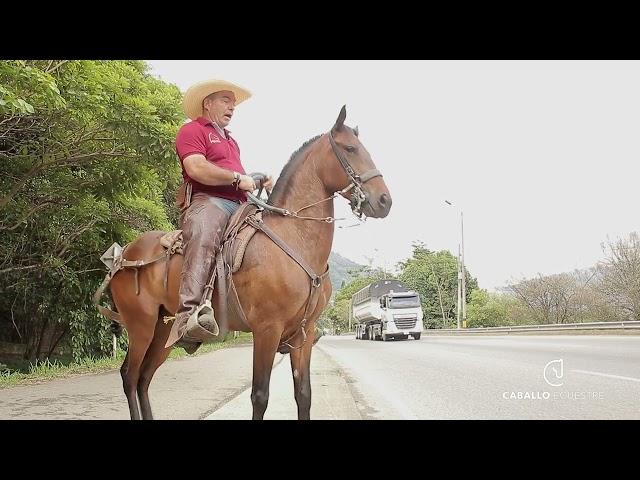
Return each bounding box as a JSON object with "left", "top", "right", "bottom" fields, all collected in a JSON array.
[
  {"left": 2, "top": 334, "right": 639, "bottom": 419},
  {"left": 317, "top": 334, "right": 640, "bottom": 419}
]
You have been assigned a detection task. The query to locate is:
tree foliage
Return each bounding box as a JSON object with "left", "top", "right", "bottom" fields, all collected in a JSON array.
[
  {"left": 0, "top": 60, "right": 184, "bottom": 360},
  {"left": 507, "top": 267, "right": 622, "bottom": 325},
  {"left": 399, "top": 241, "right": 478, "bottom": 328},
  {"left": 466, "top": 289, "right": 512, "bottom": 327},
  {"left": 597, "top": 232, "right": 640, "bottom": 320}
]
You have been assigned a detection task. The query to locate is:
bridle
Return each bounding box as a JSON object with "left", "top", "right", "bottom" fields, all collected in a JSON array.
[
  {"left": 248, "top": 129, "right": 383, "bottom": 221},
  {"left": 327, "top": 129, "right": 382, "bottom": 219}
]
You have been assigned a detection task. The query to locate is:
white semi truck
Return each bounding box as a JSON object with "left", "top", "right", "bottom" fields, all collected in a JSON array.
[{"left": 351, "top": 279, "right": 424, "bottom": 341}]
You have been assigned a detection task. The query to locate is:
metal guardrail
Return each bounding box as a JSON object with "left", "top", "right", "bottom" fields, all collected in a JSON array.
[{"left": 424, "top": 321, "right": 640, "bottom": 334}]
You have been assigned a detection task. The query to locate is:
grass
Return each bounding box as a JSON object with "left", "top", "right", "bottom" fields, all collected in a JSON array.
[{"left": 0, "top": 332, "right": 253, "bottom": 389}]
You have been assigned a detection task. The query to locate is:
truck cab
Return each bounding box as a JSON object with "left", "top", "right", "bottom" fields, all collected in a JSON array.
[{"left": 377, "top": 291, "right": 423, "bottom": 340}]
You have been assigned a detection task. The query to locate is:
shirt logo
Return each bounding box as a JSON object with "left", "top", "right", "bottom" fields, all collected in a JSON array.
[{"left": 209, "top": 132, "right": 221, "bottom": 144}]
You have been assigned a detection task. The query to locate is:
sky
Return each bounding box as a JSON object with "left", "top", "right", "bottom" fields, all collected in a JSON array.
[{"left": 147, "top": 60, "right": 640, "bottom": 291}]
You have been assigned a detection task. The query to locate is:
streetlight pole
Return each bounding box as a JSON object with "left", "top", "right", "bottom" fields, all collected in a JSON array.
[
  {"left": 446, "top": 200, "right": 466, "bottom": 329},
  {"left": 457, "top": 244, "right": 462, "bottom": 329},
  {"left": 461, "top": 211, "right": 467, "bottom": 328}
]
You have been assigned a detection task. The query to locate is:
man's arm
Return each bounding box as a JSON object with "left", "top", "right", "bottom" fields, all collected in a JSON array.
[{"left": 183, "top": 154, "right": 256, "bottom": 190}]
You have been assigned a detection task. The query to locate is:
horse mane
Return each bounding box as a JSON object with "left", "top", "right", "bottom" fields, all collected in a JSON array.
[{"left": 268, "top": 134, "right": 323, "bottom": 204}]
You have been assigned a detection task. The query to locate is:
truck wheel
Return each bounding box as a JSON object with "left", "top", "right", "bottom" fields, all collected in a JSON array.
[{"left": 413, "top": 333, "right": 421, "bottom": 340}]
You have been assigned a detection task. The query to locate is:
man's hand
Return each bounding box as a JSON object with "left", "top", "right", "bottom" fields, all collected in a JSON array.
[
  {"left": 263, "top": 175, "right": 274, "bottom": 194},
  {"left": 238, "top": 174, "right": 257, "bottom": 192}
]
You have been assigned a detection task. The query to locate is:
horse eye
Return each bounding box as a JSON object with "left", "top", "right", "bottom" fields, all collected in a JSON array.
[{"left": 345, "top": 145, "right": 356, "bottom": 153}]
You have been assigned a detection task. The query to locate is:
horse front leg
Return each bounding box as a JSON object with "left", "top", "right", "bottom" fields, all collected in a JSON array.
[
  {"left": 250, "top": 329, "right": 281, "bottom": 420},
  {"left": 289, "top": 325, "right": 314, "bottom": 420}
]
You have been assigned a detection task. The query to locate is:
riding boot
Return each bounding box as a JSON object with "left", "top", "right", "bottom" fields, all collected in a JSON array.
[{"left": 165, "top": 193, "right": 231, "bottom": 350}]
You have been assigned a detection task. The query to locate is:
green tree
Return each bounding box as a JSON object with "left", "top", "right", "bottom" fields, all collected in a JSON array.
[
  {"left": 0, "top": 60, "right": 184, "bottom": 361},
  {"left": 466, "top": 289, "right": 511, "bottom": 327},
  {"left": 398, "top": 241, "right": 478, "bottom": 328}
]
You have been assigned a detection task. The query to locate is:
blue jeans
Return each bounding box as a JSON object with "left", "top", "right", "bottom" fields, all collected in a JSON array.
[{"left": 209, "top": 196, "right": 241, "bottom": 216}]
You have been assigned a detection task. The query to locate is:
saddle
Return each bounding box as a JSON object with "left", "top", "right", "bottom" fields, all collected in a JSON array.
[
  {"left": 161, "top": 202, "right": 261, "bottom": 276},
  {"left": 159, "top": 201, "right": 262, "bottom": 335}
]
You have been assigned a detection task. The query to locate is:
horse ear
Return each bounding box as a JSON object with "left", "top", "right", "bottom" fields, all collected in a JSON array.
[
  {"left": 353, "top": 125, "right": 359, "bottom": 137},
  {"left": 332, "top": 105, "right": 347, "bottom": 132}
]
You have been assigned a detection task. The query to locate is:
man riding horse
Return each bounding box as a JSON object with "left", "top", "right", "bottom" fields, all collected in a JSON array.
[{"left": 165, "top": 79, "right": 273, "bottom": 353}]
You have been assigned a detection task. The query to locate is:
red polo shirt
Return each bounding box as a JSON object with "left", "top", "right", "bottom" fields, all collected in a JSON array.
[{"left": 175, "top": 116, "right": 247, "bottom": 202}]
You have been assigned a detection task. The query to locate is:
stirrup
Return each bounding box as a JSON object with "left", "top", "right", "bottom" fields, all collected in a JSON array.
[{"left": 184, "top": 300, "right": 219, "bottom": 342}]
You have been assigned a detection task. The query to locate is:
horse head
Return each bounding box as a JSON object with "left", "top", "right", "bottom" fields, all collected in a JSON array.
[{"left": 320, "top": 105, "right": 392, "bottom": 219}]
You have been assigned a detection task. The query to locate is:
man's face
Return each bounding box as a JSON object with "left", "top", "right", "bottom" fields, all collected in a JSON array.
[{"left": 203, "top": 90, "right": 236, "bottom": 128}]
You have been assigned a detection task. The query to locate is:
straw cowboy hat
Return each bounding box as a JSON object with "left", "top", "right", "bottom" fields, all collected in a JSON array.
[{"left": 182, "top": 78, "right": 252, "bottom": 120}]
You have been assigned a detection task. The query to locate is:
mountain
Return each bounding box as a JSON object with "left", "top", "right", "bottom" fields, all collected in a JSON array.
[{"left": 328, "top": 251, "right": 364, "bottom": 293}]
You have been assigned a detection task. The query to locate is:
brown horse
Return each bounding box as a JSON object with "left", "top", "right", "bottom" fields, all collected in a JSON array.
[{"left": 107, "top": 106, "right": 392, "bottom": 420}]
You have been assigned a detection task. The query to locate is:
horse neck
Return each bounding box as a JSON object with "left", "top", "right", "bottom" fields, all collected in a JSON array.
[{"left": 266, "top": 147, "right": 335, "bottom": 273}]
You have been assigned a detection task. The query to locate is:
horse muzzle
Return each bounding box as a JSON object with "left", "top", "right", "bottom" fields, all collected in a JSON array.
[{"left": 360, "top": 192, "right": 392, "bottom": 219}]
